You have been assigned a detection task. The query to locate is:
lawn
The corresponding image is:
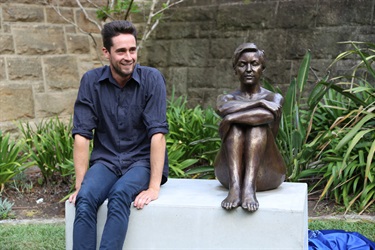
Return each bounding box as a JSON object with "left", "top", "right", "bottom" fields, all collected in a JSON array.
[{"left": 0, "top": 219, "right": 374, "bottom": 249}]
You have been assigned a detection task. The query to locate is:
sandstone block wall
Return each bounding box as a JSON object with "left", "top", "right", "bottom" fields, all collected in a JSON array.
[
  {"left": 143, "top": 0, "right": 375, "bottom": 107},
  {"left": 0, "top": 0, "right": 105, "bottom": 133},
  {"left": 0, "top": 0, "right": 374, "bottom": 133}
]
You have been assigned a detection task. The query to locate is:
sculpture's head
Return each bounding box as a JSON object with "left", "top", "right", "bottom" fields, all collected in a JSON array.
[{"left": 232, "top": 43, "right": 266, "bottom": 70}]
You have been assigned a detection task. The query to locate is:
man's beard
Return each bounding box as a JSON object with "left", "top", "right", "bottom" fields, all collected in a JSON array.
[{"left": 113, "top": 62, "right": 134, "bottom": 78}]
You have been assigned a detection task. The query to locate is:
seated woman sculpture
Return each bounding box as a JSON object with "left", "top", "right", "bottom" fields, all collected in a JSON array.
[{"left": 214, "top": 43, "right": 286, "bottom": 212}]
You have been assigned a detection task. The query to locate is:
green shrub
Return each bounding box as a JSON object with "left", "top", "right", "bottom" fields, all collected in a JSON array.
[
  {"left": 305, "top": 41, "right": 375, "bottom": 213},
  {"left": 0, "top": 131, "right": 32, "bottom": 190},
  {"left": 264, "top": 41, "right": 375, "bottom": 213},
  {"left": 166, "top": 93, "right": 221, "bottom": 179},
  {"left": 19, "top": 117, "right": 74, "bottom": 185},
  {"left": 0, "top": 197, "right": 15, "bottom": 219}
]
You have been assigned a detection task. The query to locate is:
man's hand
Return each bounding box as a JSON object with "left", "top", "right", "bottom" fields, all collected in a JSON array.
[
  {"left": 68, "top": 188, "right": 80, "bottom": 205},
  {"left": 133, "top": 187, "right": 160, "bottom": 209}
]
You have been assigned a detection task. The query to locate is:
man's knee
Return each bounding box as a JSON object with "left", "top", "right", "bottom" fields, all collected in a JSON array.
[{"left": 76, "top": 186, "right": 104, "bottom": 211}]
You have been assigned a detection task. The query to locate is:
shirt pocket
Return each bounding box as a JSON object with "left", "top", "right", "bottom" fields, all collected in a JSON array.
[{"left": 128, "top": 104, "right": 145, "bottom": 130}]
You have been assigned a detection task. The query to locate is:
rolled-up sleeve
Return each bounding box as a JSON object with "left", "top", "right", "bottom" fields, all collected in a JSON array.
[
  {"left": 142, "top": 70, "right": 169, "bottom": 139},
  {"left": 72, "top": 73, "right": 97, "bottom": 140}
]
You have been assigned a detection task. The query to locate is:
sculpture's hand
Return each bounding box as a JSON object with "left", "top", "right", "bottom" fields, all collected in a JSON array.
[{"left": 260, "top": 99, "right": 282, "bottom": 120}]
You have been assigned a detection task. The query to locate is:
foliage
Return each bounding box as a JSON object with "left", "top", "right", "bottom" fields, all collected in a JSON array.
[
  {"left": 96, "top": 0, "right": 139, "bottom": 21},
  {"left": 166, "top": 93, "right": 221, "bottom": 179},
  {"left": 305, "top": 41, "right": 375, "bottom": 214},
  {"left": 263, "top": 51, "right": 317, "bottom": 181},
  {"left": 0, "top": 197, "right": 15, "bottom": 219},
  {"left": 264, "top": 41, "right": 375, "bottom": 214},
  {"left": 0, "top": 131, "right": 32, "bottom": 191},
  {"left": 9, "top": 172, "right": 33, "bottom": 194},
  {"left": 19, "top": 117, "right": 74, "bottom": 185}
]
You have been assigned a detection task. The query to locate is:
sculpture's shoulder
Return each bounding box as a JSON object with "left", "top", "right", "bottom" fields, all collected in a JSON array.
[{"left": 260, "top": 87, "right": 284, "bottom": 103}]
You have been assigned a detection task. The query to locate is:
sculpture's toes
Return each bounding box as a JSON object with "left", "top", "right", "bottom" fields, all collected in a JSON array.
[
  {"left": 242, "top": 198, "right": 259, "bottom": 212},
  {"left": 221, "top": 198, "right": 240, "bottom": 210}
]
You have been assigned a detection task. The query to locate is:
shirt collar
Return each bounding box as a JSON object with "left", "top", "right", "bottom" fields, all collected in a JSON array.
[{"left": 99, "top": 64, "right": 141, "bottom": 86}]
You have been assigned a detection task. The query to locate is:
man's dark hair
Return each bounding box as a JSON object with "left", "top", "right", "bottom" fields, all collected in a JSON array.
[
  {"left": 232, "top": 43, "right": 266, "bottom": 70},
  {"left": 101, "top": 20, "right": 137, "bottom": 51}
]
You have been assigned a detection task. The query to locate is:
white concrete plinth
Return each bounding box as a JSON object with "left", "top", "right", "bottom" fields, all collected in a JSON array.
[{"left": 66, "top": 178, "right": 308, "bottom": 250}]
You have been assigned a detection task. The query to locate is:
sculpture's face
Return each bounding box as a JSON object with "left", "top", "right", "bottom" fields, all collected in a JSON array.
[{"left": 235, "top": 51, "right": 263, "bottom": 86}]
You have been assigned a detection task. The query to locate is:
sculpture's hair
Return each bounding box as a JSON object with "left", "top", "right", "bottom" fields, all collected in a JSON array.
[
  {"left": 101, "top": 20, "right": 137, "bottom": 51},
  {"left": 232, "top": 43, "right": 266, "bottom": 70}
]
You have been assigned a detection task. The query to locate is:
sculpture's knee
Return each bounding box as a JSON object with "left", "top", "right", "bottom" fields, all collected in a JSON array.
[
  {"left": 247, "top": 126, "right": 268, "bottom": 145},
  {"left": 226, "top": 124, "right": 245, "bottom": 143}
]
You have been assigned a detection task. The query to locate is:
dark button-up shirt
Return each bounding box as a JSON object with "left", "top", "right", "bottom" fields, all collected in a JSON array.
[{"left": 72, "top": 64, "right": 169, "bottom": 182}]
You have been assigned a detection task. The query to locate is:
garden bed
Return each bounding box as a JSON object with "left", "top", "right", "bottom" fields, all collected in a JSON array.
[{"left": 2, "top": 167, "right": 374, "bottom": 221}]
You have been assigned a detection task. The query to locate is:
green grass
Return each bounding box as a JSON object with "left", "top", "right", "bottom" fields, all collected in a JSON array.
[
  {"left": 309, "top": 219, "right": 375, "bottom": 242},
  {"left": 0, "top": 223, "right": 65, "bottom": 250},
  {"left": 0, "top": 220, "right": 374, "bottom": 248}
]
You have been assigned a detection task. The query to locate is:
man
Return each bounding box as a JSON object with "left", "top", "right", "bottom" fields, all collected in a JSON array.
[
  {"left": 214, "top": 43, "right": 286, "bottom": 212},
  {"left": 69, "top": 20, "right": 169, "bottom": 249}
]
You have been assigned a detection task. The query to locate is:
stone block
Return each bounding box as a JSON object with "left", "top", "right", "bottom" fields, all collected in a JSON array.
[
  {"left": 316, "top": 0, "right": 373, "bottom": 26},
  {"left": 66, "top": 179, "right": 308, "bottom": 250},
  {"left": 273, "top": 2, "right": 316, "bottom": 29},
  {"left": 217, "top": 2, "right": 275, "bottom": 30},
  {"left": 143, "top": 40, "right": 171, "bottom": 67},
  {"left": 187, "top": 67, "right": 215, "bottom": 88},
  {"left": 7, "top": 57, "right": 43, "bottom": 81},
  {"left": 66, "top": 34, "right": 90, "bottom": 54},
  {"left": 13, "top": 25, "right": 66, "bottom": 55},
  {"left": 0, "top": 35, "right": 15, "bottom": 54},
  {"left": 46, "top": 6, "right": 74, "bottom": 24},
  {"left": 2, "top": 4, "right": 44, "bottom": 22},
  {"left": 75, "top": 9, "right": 101, "bottom": 33},
  {"left": 167, "top": 5, "right": 216, "bottom": 22},
  {"left": 0, "top": 58, "right": 5, "bottom": 80},
  {"left": 165, "top": 67, "right": 188, "bottom": 95},
  {"left": 2, "top": 0, "right": 46, "bottom": 4},
  {"left": 169, "top": 39, "right": 210, "bottom": 67},
  {"left": 43, "top": 56, "right": 79, "bottom": 90},
  {"left": 188, "top": 87, "right": 221, "bottom": 108},
  {"left": 0, "top": 85, "right": 34, "bottom": 121},
  {"left": 34, "top": 90, "right": 77, "bottom": 117},
  {"left": 285, "top": 27, "right": 350, "bottom": 60},
  {"left": 152, "top": 22, "right": 199, "bottom": 40}
]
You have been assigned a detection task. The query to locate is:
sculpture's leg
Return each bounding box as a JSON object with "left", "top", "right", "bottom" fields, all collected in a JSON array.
[
  {"left": 242, "top": 126, "right": 267, "bottom": 212},
  {"left": 222, "top": 125, "right": 244, "bottom": 210}
]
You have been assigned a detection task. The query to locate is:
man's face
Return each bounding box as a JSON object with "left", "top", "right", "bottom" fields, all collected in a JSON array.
[
  {"left": 103, "top": 33, "right": 137, "bottom": 83},
  {"left": 235, "top": 51, "right": 263, "bottom": 86}
]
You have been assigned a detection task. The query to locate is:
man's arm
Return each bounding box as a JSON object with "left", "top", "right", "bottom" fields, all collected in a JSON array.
[
  {"left": 68, "top": 134, "right": 90, "bottom": 205},
  {"left": 133, "top": 133, "right": 166, "bottom": 209}
]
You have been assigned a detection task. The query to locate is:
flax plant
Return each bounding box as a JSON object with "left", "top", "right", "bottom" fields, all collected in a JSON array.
[
  {"left": 0, "top": 131, "right": 32, "bottom": 191},
  {"left": 166, "top": 92, "right": 220, "bottom": 179},
  {"left": 308, "top": 41, "right": 375, "bottom": 213},
  {"left": 19, "top": 117, "right": 74, "bottom": 185}
]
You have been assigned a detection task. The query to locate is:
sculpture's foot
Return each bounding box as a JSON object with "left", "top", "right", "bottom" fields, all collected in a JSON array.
[
  {"left": 221, "top": 189, "right": 241, "bottom": 210},
  {"left": 241, "top": 193, "right": 259, "bottom": 212}
]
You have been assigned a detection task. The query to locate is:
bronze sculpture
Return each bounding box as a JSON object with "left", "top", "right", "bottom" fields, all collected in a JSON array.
[{"left": 214, "top": 43, "right": 286, "bottom": 212}]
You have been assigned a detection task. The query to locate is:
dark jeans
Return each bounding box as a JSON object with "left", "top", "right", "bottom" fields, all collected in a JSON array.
[{"left": 73, "top": 162, "right": 150, "bottom": 250}]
